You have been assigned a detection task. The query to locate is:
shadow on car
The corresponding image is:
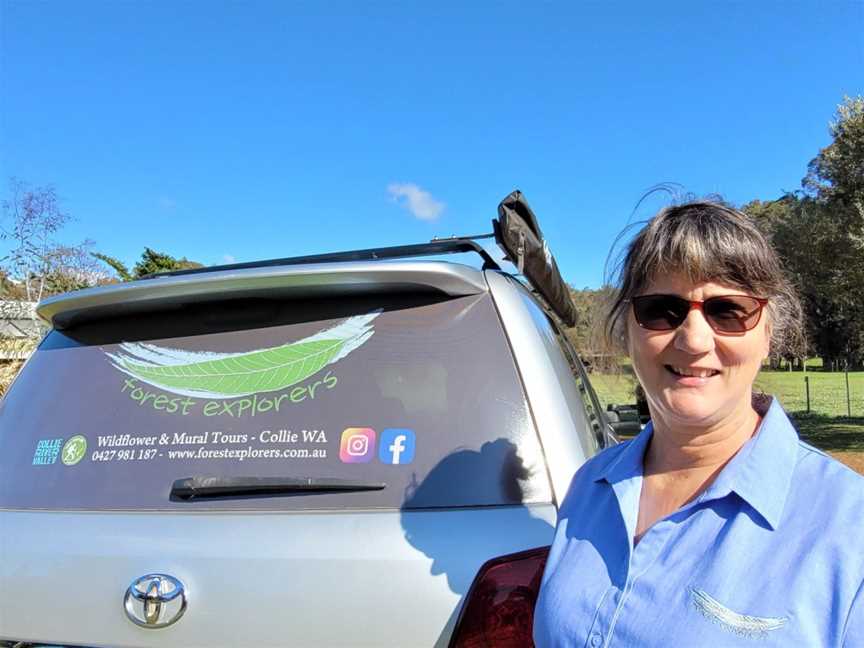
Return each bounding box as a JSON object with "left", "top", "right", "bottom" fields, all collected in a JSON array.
[{"left": 400, "top": 438, "right": 554, "bottom": 646}]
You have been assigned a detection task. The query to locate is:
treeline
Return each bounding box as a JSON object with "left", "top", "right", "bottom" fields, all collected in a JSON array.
[
  {"left": 566, "top": 97, "right": 864, "bottom": 371},
  {"left": 0, "top": 245, "right": 202, "bottom": 301},
  {"left": 743, "top": 97, "right": 863, "bottom": 370}
]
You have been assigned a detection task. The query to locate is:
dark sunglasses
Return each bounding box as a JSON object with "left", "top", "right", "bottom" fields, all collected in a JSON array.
[{"left": 631, "top": 294, "right": 769, "bottom": 333}]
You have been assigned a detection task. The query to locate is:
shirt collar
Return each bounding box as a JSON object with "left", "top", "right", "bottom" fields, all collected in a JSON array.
[
  {"left": 595, "top": 421, "right": 653, "bottom": 485},
  {"left": 703, "top": 397, "right": 799, "bottom": 530},
  {"left": 594, "top": 396, "right": 799, "bottom": 531}
]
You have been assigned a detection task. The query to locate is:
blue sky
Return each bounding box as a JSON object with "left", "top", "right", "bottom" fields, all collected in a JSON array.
[{"left": 1, "top": 1, "right": 862, "bottom": 288}]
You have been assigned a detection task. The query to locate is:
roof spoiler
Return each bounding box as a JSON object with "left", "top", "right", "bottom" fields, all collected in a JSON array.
[{"left": 492, "top": 190, "right": 578, "bottom": 327}]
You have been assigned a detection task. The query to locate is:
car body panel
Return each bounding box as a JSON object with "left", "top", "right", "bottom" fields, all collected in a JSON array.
[
  {"left": 485, "top": 271, "right": 599, "bottom": 504},
  {"left": 0, "top": 505, "right": 556, "bottom": 647}
]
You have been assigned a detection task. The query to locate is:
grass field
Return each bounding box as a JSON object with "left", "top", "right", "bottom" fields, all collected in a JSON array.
[
  {"left": 589, "top": 367, "right": 864, "bottom": 475},
  {"left": 591, "top": 366, "right": 864, "bottom": 416},
  {"left": 754, "top": 371, "right": 864, "bottom": 417}
]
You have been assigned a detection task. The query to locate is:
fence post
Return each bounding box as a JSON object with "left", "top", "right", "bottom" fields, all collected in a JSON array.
[
  {"left": 846, "top": 366, "right": 852, "bottom": 417},
  {"left": 805, "top": 375, "right": 810, "bottom": 413}
]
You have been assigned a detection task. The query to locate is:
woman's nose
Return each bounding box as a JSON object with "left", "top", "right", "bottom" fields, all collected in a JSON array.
[{"left": 673, "top": 308, "right": 716, "bottom": 354}]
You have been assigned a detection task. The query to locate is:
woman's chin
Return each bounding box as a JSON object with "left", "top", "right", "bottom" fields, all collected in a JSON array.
[{"left": 654, "top": 394, "right": 726, "bottom": 426}]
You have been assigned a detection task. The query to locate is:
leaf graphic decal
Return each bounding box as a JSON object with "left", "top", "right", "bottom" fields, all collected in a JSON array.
[{"left": 107, "top": 310, "right": 381, "bottom": 398}]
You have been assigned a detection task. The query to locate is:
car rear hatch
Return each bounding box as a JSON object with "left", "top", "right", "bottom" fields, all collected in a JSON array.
[{"left": 0, "top": 262, "right": 556, "bottom": 648}]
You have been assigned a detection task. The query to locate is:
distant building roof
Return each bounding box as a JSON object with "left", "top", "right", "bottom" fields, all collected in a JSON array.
[{"left": 0, "top": 300, "right": 43, "bottom": 342}]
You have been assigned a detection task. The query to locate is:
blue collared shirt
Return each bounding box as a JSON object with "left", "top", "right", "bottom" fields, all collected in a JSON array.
[{"left": 534, "top": 397, "right": 864, "bottom": 647}]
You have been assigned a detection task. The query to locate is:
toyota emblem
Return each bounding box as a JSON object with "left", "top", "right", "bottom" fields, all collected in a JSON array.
[{"left": 124, "top": 573, "right": 188, "bottom": 628}]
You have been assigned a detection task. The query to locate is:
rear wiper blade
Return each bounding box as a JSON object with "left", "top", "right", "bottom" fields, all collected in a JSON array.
[{"left": 171, "top": 476, "right": 386, "bottom": 501}]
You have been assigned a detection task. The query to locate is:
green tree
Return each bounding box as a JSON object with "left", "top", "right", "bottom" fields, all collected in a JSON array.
[
  {"left": 133, "top": 247, "right": 202, "bottom": 278},
  {"left": 565, "top": 286, "right": 613, "bottom": 356},
  {"left": 742, "top": 194, "right": 798, "bottom": 240},
  {"left": 91, "top": 252, "right": 132, "bottom": 281},
  {"left": 804, "top": 96, "right": 864, "bottom": 219},
  {"left": 804, "top": 97, "right": 864, "bottom": 368},
  {"left": 744, "top": 97, "right": 864, "bottom": 369},
  {"left": 94, "top": 248, "right": 203, "bottom": 281}
]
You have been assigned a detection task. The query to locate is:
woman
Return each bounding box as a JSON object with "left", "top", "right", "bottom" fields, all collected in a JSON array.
[{"left": 533, "top": 201, "right": 863, "bottom": 647}]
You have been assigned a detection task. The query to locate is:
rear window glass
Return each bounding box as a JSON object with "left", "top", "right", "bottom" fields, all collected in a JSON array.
[{"left": 0, "top": 292, "right": 550, "bottom": 510}]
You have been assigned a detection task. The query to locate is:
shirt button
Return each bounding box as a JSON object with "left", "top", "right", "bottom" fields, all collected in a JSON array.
[{"left": 590, "top": 632, "right": 603, "bottom": 647}]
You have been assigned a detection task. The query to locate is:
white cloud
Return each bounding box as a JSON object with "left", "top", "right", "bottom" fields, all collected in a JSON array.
[
  {"left": 387, "top": 183, "right": 445, "bottom": 221},
  {"left": 222, "top": 254, "right": 236, "bottom": 264}
]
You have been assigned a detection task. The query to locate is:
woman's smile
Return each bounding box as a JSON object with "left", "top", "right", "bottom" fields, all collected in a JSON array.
[{"left": 664, "top": 364, "right": 721, "bottom": 383}]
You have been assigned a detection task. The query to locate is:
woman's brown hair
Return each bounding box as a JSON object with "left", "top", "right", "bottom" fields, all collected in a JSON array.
[{"left": 601, "top": 199, "right": 805, "bottom": 358}]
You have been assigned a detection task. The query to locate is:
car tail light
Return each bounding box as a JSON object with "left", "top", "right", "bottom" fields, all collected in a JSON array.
[{"left": 449, "top": 545, "right": 550, "bottom": 648}]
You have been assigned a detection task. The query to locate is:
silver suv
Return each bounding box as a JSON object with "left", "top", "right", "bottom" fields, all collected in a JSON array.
[{"left": 0, "top": 192, "right": 613, "bottom": 648}]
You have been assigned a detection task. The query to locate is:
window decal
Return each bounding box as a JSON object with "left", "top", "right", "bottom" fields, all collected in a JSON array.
[
  {"left": 339, "top": 428, "right": 376, "bottom": 463},
  {"left": 107, "top": 311, "right": 380, "bottom": 398},
  {"left": 379, "top": 429, "right": 415, "bottom": 465},
  {"left": 0, "top": 295, "right": 552, "bottom": 511}
]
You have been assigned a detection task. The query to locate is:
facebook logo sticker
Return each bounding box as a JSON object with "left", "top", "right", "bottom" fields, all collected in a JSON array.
[{"left": 379, "top": 429, "right": 416, "bottom": 465}]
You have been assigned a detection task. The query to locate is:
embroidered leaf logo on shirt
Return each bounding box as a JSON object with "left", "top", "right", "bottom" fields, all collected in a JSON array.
[
  {"left": 106, "top": 311, "right": 380, "bottom": 398},
  {"left": 690, "top": 587, "right": 787, "bottom": 638}
]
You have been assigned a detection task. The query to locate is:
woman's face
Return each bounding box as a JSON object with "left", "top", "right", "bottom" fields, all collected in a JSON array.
[{"left": 627, "top": 274, "right": 771, "bottom": 429}]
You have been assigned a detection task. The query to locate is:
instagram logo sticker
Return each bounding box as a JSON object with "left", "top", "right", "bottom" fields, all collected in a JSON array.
[{"left": 340, "top": 428, "right": 376, "bottom": 463}]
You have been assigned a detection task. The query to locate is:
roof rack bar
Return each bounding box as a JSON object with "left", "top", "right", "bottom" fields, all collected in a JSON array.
[
  {"left": 141, "top": 237, "right": 501, "bottom": 280},
  {"left": 431, "top": 233, "right": 496, "bottom": 242}
]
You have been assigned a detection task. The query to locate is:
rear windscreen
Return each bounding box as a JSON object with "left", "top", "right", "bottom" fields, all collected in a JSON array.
[{"left": 0, "top": 293, "right": 550, "bottom": 510}]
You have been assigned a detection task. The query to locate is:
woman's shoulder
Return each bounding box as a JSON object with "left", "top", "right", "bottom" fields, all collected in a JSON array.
[
  {"left": 792, "top": 438, "right": 864, "bottom": 506},
  {"left": 780, "top": 437, "right": 864, "bottom": 595},
  {"left": 577, "top": 436, "right": 638, "bottom": 478},
  {"left": 796, "top": 438, "right": 863, "bottom": 475},
  {"left": 765, "top": 399, "right": 864, "bottom": 522},
  {"left": 557, "top": 434, "right": 645, "bottom": 512}
]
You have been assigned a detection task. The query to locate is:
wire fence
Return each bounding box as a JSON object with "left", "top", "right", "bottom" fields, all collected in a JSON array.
[
  {"left": 592, "top": 370, "right": 864, "bottom": 419},
  {"left": 754, "top": 370, "right": 864, "bottom": 417}
]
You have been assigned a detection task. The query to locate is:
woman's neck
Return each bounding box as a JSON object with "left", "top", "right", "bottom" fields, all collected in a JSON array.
[
  {"left": 634, "top": 404, "right": 763, "bottom": 543},
  {"left": 644, "top": 404, "right": 761, "bottom": 478}
]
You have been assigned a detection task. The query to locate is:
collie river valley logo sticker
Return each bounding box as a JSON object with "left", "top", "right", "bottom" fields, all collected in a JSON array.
[
  {"left": 107, "top": 311, "right": 380, "bottom": 418},
  {"left": 61, "top": 435, "right": 88, "bottom": 465}
]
